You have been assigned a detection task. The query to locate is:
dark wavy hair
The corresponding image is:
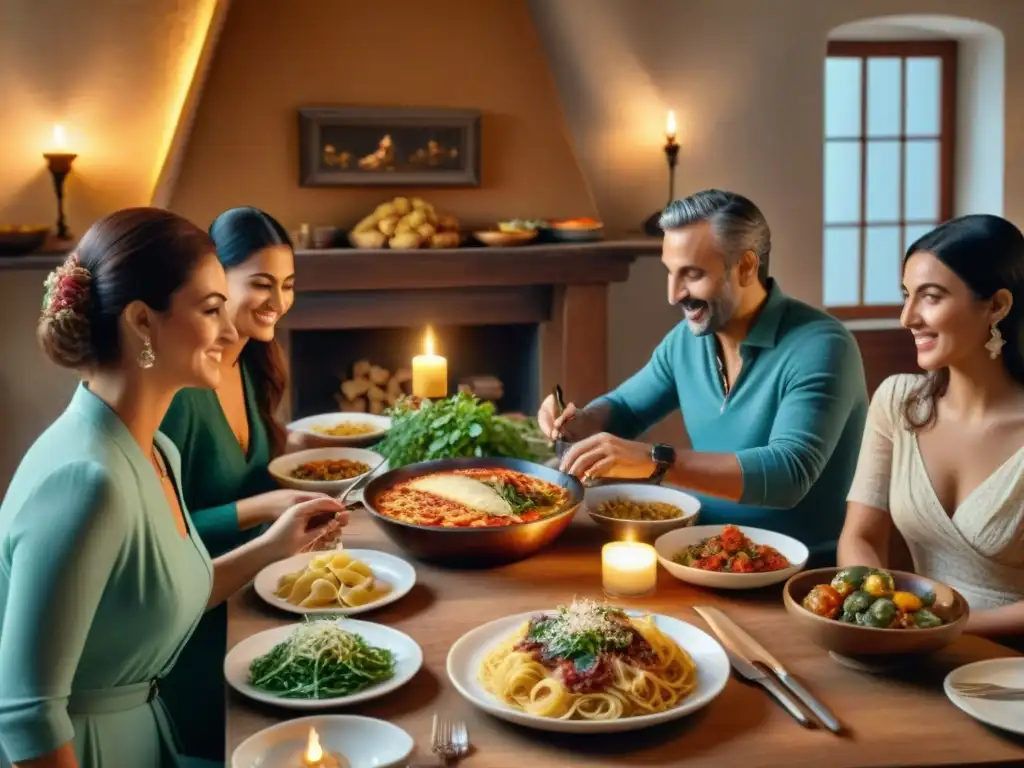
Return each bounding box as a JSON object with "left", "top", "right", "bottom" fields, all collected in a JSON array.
[
  {"left": 901, "top": 214, "right": 1024, "bottom": 430},
  {"left": 209, "top": 207, "right": 293, "bottom": 456}
]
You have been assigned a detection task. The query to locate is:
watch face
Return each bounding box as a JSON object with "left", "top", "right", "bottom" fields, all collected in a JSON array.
[{"left": 652, "top": 443, "right": 675, "bottom": 464}]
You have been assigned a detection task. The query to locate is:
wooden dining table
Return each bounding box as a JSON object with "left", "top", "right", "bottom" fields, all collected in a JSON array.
[{"left": 226, "top": 510, "right": 1024, "bottom": 767}]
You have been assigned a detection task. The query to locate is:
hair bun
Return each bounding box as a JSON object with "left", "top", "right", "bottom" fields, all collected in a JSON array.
[{"left": 38, "top": 254, "right": 96, "bottom": 369}]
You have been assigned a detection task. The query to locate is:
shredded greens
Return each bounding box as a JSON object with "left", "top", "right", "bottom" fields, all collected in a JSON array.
[{"left": 248, "top": 618, "right": 395, "bottom": 699}]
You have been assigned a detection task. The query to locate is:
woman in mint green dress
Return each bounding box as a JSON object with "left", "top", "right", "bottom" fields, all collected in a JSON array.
[
  {"left": 160, "top": 207, "right": 318, "bottom": 762},
  {"left": 0, "top": 209, "right": 346, "bottom": 768}
]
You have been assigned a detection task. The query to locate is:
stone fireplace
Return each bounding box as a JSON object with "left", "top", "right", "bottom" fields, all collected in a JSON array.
[{"left": 277, "top": 241, "right": 658, "bottom": 421}]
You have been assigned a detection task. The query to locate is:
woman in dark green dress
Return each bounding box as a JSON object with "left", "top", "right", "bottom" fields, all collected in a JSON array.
[{"left": 159, "top": 207, "right": 317, "bottom": 762}]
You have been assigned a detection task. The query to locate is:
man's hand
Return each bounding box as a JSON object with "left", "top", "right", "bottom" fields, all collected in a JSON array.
[{"left": 558, "top": 432, "right": 656, "bottom": 480}]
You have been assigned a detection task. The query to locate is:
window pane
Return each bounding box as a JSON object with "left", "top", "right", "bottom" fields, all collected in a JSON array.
[
  {"left": 865, "top": 226, "right": 903, "bottom": 304},
  {"left": 824, "top": 141, "right": 861, "bottom": 224},
  {"left": 826, "top": 58, "right": 862, "bottom": 138},
  {"left": 903, "top": 223, "right": 936, "bottom": 252},
  {"left": 823, "top": 227, "right": 861, "bottom": 306},
  {"left": 905, "top": 140, "right": 940, "bottom": 220},
  {"left": 866, "top": 141, "right": 901, "bottom": 223},
  {"left": 867, "top": 57, "right": 902, "bottom": 137},
  {"left": 905, "top": 57, "right": 942, "bottom": 136}
]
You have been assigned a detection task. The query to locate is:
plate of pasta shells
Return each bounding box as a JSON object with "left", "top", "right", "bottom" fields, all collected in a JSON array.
[
  {"left": 446, "top": 598, "right": 730, "bottom": 733},
  {"left": 254, "top": 549, "right": 416, "bottom": 616}
]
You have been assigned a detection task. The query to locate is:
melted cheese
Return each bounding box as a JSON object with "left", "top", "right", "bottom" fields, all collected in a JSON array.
[{"left": 408, "top": 473, "right": 515, "bottom": 517}]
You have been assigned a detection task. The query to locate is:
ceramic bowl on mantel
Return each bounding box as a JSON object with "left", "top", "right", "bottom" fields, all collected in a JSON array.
[
  {"left": 783, "top": 567, "right": 969, "bottom": 664},
  {"left": 473, "top": 230, "right": 538, "bottom": 247}
]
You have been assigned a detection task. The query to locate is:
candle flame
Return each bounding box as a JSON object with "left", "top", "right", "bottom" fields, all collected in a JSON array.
[
  {"left": 305, "top": 726, "right": 323, "bottom": 762},
  {"left": 665, "top": 111, "right": 677, "bottom": 141},
  {"left": 52, "top": 124, "right": 68, "bottom": 152},
  {"left": 423, "top": 326, "right": 435, "bottom": 356}
]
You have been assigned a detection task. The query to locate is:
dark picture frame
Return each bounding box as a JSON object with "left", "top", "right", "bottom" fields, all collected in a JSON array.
[{"left": 298, "top": 107, "right": 481, "bottom": 187}]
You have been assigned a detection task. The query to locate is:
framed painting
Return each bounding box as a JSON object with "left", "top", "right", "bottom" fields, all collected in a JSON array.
[{"left": 298, "top": 107, "right": 481, "bottom": 187}]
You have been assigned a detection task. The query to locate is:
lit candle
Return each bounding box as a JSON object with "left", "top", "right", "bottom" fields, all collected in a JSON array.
[
  {"left": 300, "top": 727, "right": 343, "bottom": 768},
  {"left": 412, "top": 326, "right": 447, "bottom": 399},
  {"left": 665, "top": 111, "right": 678, "bottom": 145},
  {"left": 602, "top": 541, "right": 657, "bottom": 598},
  {"left": 51, "top": 124, "right": 69, "bottom": 152}
]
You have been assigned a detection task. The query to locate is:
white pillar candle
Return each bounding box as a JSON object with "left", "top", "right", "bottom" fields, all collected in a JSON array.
[
  {"left": 602, "top": 541, "right": 657, "bottom": 598},
  {"left": 411, "top": 326, "right": 447, "bottom": 399}
]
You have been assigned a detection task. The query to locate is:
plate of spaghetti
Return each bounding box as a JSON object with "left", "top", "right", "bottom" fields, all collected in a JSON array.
[
  {"left": 446, "top": 598, "right": 729, "bottom": 733},
  {"left": 654, "top": 524, "right": 809, "bottom": 589},
  {"left": 363, "top": 458, "right": 584, "bottom": 567}
]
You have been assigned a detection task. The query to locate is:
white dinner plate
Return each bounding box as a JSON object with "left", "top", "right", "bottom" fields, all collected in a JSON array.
[
  {"left": 225, "top": 619, "right": 422, "bottom": 711},
  {"left": 253, "top": 549, "right": 416, "bottom": 616},
  {"left": 446, "top": 609, "right": 730, "bottom": 733},
  {"left": 944, "top": 658, "right": 1024, "bottom": 736},
  {"left": 231, "top": 714, "right": 414, "bottom": 768},
  {"left": 654, "top": 525, "right": 809, "bottom": 589},
  {"left": 287, "top": 412, "right": 392, "bottom": 446}
]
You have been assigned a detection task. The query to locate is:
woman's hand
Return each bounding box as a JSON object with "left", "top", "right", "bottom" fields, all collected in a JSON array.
[
  {"left": 237, "top": 489, "right": 328, "bottom": 528},
  {"left": 260, "top": 497, "right": 350, "bottom": 561}
]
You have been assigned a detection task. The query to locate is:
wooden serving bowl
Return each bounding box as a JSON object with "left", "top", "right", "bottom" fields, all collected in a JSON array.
[
  {"left": 0, "top": 226, "right": 49, "bottom": 256},
  {"left": 783, "top": 568, "right": 969, "bottom": 661},
  {"left": 362, "top": 457, "right": 583, "bottom": 568}
]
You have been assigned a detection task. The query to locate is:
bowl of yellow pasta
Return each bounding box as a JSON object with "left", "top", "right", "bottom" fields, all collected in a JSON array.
[
  {"left": 584, "top": 484, "right": 700, "bottom": 543},
  {"left": 287, "top": 412, "right": 392, "bottom": 447}
]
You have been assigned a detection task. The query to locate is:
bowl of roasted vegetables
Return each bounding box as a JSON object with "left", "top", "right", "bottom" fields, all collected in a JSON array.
[
  {"left": 783, "top": 567, "right": 969, "bottom": 658},
  {"left": 269, "top": 447, "right": 383, "bottom": 494}
]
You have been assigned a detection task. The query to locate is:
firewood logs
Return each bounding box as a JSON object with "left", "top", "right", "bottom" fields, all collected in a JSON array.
[{"left": 335, "top": 360, "right": 413, "bottom": 414}]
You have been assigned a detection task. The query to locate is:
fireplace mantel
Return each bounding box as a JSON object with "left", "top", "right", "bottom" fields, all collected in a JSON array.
[
  {"left": 290, "top": 240, "right": 659, "bottom": 291},
  {"left": 281, "top": 239, "right": 659, "bottom": 419}
]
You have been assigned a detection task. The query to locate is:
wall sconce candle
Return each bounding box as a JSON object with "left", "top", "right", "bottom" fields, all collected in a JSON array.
[
  {"left": 43, "top": 124, "right": 78, "bottom": 241},
  {"left": 642, "top": 110, "right": 682, "bottom": 237}
]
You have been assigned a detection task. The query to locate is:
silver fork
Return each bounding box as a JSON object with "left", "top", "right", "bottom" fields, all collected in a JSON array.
[
  {"left": 952, "top": 682, "right": 1024, "bottom": 699},
  {"left": 431, "top": 713, "right": 456, "bottom": 766},
  {"left": 450, "top": 720, "right": 469, "bottom": 761}
]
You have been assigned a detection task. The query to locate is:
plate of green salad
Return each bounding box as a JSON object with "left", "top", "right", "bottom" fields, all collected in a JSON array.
[{"left": 223, "top": 617, "right": 422, "bottom": 710}]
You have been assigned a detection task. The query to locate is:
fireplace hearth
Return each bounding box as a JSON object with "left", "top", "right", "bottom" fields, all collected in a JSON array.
[
  {"left": 291, "top": 323, "right": 540, "bottom": 417},
  {"left": 276, "top": 241, "right": 658, "bottom": 422}
]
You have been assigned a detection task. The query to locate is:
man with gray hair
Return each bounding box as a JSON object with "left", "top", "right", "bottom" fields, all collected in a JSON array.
[{"left": 539, "top": 189, "right": 868, "bottom": 564}]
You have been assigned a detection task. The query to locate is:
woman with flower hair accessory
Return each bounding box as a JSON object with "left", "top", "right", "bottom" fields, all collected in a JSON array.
[{"left": 0, "top": 208, "right": 348, "bottom": 768}]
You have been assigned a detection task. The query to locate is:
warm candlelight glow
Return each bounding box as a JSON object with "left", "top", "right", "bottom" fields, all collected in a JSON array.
[
  {"left": 665, "top": 111, "right": 677, "bottom": 143},
  {"left": 602, "top": 541, "right": 657, "bottom": 598},
  {"left": 51, "top": 124, "right": 70, "bottom": 153},
  {"left": 305, "top": 727, "right": 323, "bottom": 762},
  {"left": 412, "top": 326, "right": 447, "bottom": 399}
]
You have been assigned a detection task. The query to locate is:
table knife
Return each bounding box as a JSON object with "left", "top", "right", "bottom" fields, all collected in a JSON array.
[
  {"left": 693, "top": 606, "right": 812, "bottom": 727},
  {"left": 694, "top": 606, "right": 843, "bottom": 733}
]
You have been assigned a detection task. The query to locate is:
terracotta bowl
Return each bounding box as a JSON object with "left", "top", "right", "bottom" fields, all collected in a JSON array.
[
  {"left": 473, "top": 230, "right": 537, "bottom": 247},
  {"left": 783, "top": 568, "right": 969, "bottom": 660}
]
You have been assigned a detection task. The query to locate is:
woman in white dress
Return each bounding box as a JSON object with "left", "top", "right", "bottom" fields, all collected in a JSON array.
[{"left": 838, "top": 214, "right": 1024, "bottom": 639}]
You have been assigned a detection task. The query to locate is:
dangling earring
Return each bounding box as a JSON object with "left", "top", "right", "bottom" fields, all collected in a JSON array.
[
  {"left": 985, "top": 324, "right": 1005, "bottom": 360},
  {"left": 138, "top": 337, "right": 156, "bottom": 369}
]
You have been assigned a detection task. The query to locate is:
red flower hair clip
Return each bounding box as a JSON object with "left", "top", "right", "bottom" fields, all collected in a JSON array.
[{"left": 42, "top": 253, "right": 92, "bottom": 319}]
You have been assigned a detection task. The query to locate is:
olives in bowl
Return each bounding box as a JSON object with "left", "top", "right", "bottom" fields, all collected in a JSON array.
[{"left": 783, "top": 567, "right": 969, "bottom": 660}]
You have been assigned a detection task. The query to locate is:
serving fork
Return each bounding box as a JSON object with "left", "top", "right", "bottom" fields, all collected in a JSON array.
[
  {"left": 431, "top": 713, "right": 469, "bottom": 765},
  {"left": 951, "top": 681, "right": 1024, "bottom": 699}
]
